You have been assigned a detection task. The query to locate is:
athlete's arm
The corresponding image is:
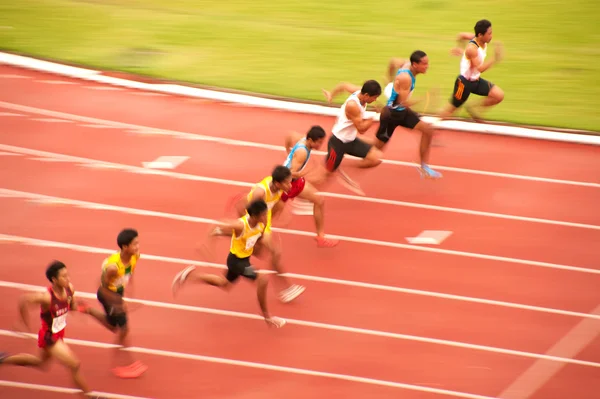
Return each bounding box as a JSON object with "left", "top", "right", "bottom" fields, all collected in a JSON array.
[
  {"left": 393, "top": 72, "right": 419, "bottom": 109},
  {"left": 101, "top": 264, "right": 119, "bottom": 289},
  {"left": 18, "top": 291, "right": 51, "bottom": 331},
  {"left": 466, "top": 43, "right": 500, "bottom": 73},
  {"left": 322, "top": 82, "right": 361, "bottom": 103},
  {"left": 450, "top": 32, "right": 476, "bottom": 55},
  {"left": 386, "top": 58, "right": 407, "bottom": 82},
  {"left": 284, "top": 131, "right": 302, "bottom": 154},
  {"left": 289, "top": 147, "right": 309, "bottom": 178},
  {"left": 209, "top": 219, "right": 244, "bottom": 238},
  {"left": 345, "top": 100, "right": 376, "bottom": 134}
]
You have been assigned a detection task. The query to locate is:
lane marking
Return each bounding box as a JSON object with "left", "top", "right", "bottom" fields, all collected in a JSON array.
[
  {"left": 1, "top": 144, "right": 598, "bottom": 232},
  {"left": 83, "top": 86, "right": 124, "bottom": 91},
  {"left": 0, "top": 74, "right": 28, "bottom": 78},
  {"left": 0, "top": 151, "right": 21, "bottom": 156},
  {"left": 0, "top": 380, "right": 154, "bottom": 399},
  {"left": 30, "top": 117, "right": 71, "bottom": 123},
  {"left": 77, "top": 124, "right": 123, "bottom": 129},
  {"left": 0, "top": 112, "right": 23, "bottom": 116},
  {"left": 0, "top": 330, "right": 585, "bottom": 399},
  {"left": 498, "top": 304, "right": 600, "bottom": 398},
  {"left": 142, "top": 156, "right": 189, "bottom": 170},
  {"left": 0, "top": 101, "right": 598, "bottom": 188},
  {"left": 406, "top": 230, "right": 453, "bottom": 245},
  {"left": 0, "top": 235, "right": 598, "bottom": 320},
  {"left": 34, "top": 79, "right": 75, "bottom": 85}
]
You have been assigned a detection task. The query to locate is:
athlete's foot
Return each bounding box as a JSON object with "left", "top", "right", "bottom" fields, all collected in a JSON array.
[
  {"left": 418, "top": 164, "right": 443, "bottom": 179},
  {"left": 112, "top": 360, "right": 148, "bottom": 378},
  {"left": 316, "top": 236, "right": 339, "bottom": 248},
  {"left": 465, "top": 105, "right": 485, "bottom": 123},
  {"left": 336, "top": 170, "right": 365, "bottom": 196},
  {"left": 172, "top": 265, "right": 196, "bottom": 296},
  {"left": 0, "top": 352, "right": 7, "bottom": 363},
  {"left": 265, "top": 316, "right": 286, "bottom": 328},
  {"left": 279, "top": 284, "right": 306, "bottom": 303}
]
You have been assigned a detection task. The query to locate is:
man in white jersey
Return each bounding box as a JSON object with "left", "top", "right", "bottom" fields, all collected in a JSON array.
[
  {"left": 281, "top": 125, "right": 338, "bottom": 248},
  {"left": 439, "top": 19, "right": 504, "bottom": 121},
  {"left": 375, "top": 50, "right": 442, "bottom": 179},
  {"left": 320, "top": 79, "right": 383, "bottom": 194}
]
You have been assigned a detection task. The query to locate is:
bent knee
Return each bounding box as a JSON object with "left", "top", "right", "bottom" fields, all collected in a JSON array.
[{"left": 491, "top": 86, "right": 505, "bottom": 102}]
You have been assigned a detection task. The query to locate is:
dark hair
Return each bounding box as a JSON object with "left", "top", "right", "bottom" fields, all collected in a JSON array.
[
  {"left": 46, "top": 260, "right": 66, "bottom": 282},
  {"left": 271, "top": 165, "right": 291, "bottom": 183},
  {"left": 361, "top": 80, "right": 382, "bottom": 97},
  {"left": 474, "top": 19, "right": 492, "bottom": 37},
  {"left": 117, "top": 228, "right": 138, "bottom": 248},
  {"left": 306, "top": 125, "right": 326, "bottom": 141},
  {"left": 410, "top": 50, "right": 427, "bottom": 65},
  {"left": 247, "top": 199, "right": 268, "bottom": 217}
]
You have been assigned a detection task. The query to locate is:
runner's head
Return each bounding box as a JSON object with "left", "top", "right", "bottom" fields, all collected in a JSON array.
[
  {"left": 271, "top": 165, "right": 293, "bottom": 192},
  {"left": 247, "top": 199, "right": 268, "bottom": 225},
  {"left": 117, "top": 228, "right": 139, "bottom": 256},
  {"left": 46, "top": 260, "right": 70, "bottom": 288},
  {"left": 306, "top": 125, "right": 326, "bottom": 150},
  {"left": 410, "top": 51, "right": 429, "bottom": 75},
  {"left": 360, "top": 80, "right": 382, "bottom": 103},
  {"left": 474, "top": 19, "right": 493, "bottom": 43}
]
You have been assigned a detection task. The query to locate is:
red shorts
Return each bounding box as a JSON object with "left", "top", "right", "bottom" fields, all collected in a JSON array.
[
  {"left": 281, "top": 178, "right": 305, "bottom": 202},
  {"left": 38, "top": 327, "right": 65, "bottom": 349}
]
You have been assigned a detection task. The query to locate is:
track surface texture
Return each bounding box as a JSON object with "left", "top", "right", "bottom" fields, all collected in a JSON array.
[{"left": 0, "top": 65, "right": 599, "bottom": 399}]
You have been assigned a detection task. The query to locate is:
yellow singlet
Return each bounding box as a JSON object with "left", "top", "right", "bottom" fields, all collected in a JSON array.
[
  {"left": 101, "top": 252, "right": 140, "bottom": 295},
  {"left": 246, "top": 175, "right": 282, "bottom": 233},
  {"left": 230, "top": 215, "right": 266, "bottom": 258}
]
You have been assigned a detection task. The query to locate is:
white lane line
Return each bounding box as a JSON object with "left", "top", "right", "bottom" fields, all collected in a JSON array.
[
  {"left": 0, "top": 112, "right": 23, "bottom": 116},
  {"left": 34, "top": 80, "right": 75, "bottom": 85},
  {"left": 498, "top": 304, "right": 600, "bottom": 398},
  {"left": 30, "top": 118, "right": 71, "bottom": 123},
  {"left": 0, "top": 235, "right": 597, "bottom": 320},
  {"left": 0, "top": 380, "right": 154, "bottom": 399},
  {"left": 1, "top": 188, "right": 598, "bottom": 275},
  {"left": 0, "top": 100, "right": 598, "bottom": 188},
  {"left": 1, "top": 281, "right": 599, "bottom": 367},
  {"left": 0, "top": 330, "right": 582, "bottom": 399},
  {"left": 1, "top": 144, "right": 598, "bottom": 232}
]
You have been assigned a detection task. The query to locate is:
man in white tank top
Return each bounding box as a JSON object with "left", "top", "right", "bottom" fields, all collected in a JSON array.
[{"left": 438, "top": 19, "right": 505, "bottom": 122}]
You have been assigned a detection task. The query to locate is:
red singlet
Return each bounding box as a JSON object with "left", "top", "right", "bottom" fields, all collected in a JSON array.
[
  {"left": 37, "top": 286, "right": 73, "bottom": 349},
  {"left": 281, "top": 177, "right": 306, "bottom": 202}
]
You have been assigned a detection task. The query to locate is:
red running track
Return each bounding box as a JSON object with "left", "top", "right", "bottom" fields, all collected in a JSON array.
[{"left": 0, "top": 65, "right": 599, "bottom": 399}]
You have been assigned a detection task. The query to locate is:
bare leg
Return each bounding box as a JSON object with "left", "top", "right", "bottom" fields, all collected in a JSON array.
[
  {"left": 466, "top": 85, "right": 505, "bottom": 120},
  {"left": 1, "top": 349, "right": 50, "bottom": 368},
  {"left": 298, "top": 181, "right": 338, "bottom": 247},
  {"left": 256, "top": 274, "right": 285, "bottom": 328},
  {"left": 46, "top": 340, "right": 93, "bottom": 397},
  {"left": 413, "top": 121, "right": 442, "bottom": 179}
]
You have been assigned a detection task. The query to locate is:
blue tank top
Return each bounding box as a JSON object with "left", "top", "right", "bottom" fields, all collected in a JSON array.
[
  {"left": 283, "top": 138, "right": 311, "bottom": 172},
  {"left": 387, "top": 68, "right": 416, "bottom": 111}
]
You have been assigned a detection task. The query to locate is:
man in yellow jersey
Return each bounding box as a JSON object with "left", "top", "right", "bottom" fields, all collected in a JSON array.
[
  {"left": 83, "top": 228, "right": 147, "bottom": 378},
  {"left": 171, "top": 199, "right": 286, "bottom": 328}
]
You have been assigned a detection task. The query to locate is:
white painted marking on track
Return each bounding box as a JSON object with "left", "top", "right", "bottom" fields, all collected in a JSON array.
[
  {"left": 30, "top": 117, "right": 71, "bottom": 123},
  {"left": 0, "top": 112, "right": 23, "bottom": 116},
  {"left": 83, "top": 86, "right": 124, "bottom": 91},
  {"left": 0, "top": 101, "right": 597, "bottom": 188},
  {"left": 0, "top": 74, "right": 27, "bottom": 78},
  {"left": 406, "top": 230, "right": 453, "bottom": 245},
  {"left": 0, "top": 151, "right": 21, "bottom": 156},
  {"left": 0, "top": 234, "right": 598, "bottom": 321},
  {"left": 0, "top": 187, "right": 597, "bottom": 275},
  {"left": 132, "top": 91, "right": 168, "bottom": 96},
  {"left": 142, "top": 155, "right": 189, "bottom": 170},
  {"left": 77, "top": 123, "right": 122, "bottom": 128},
  {"left": 0, "top": 380, "right": 154, "bottom": 399},
  {"left": 1, "top": 143, "right": 598, "bottom": 232},
  {"left": 498, "top": 303, "right": 600, "bottom": 398},
  {"left": 28, "top": 157, "right": 74, "bottom": 162},
  {"left": 34, "top": 79, "right": 74, "bottom": 84}
]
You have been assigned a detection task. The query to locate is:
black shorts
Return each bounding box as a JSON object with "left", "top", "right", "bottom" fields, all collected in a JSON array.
[
  {"left": 325, "top": 134, "right": 372, "bottom": 172},
  {"left": 226, "top": 252, "right": 258, "bottom": 283},
  {"left": 375, "top": 106, "right": 421, "bottom": 144},
  {"left": 97, "top": 287, "right": 128, "bottom": 328},
  {"left": 450, "top": 75, "right": 495, "bottom": 108}
]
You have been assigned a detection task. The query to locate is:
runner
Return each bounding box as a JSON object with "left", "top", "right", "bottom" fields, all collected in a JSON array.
[
  {"left": 282, "top": 125, "right": 339, "bottom": 248},
  {"left": 320, "top": 79, "right": 384, "bottom": 194},
  {"left": 172, "top": 199, "right": 286, "bottom": 328},
  {"left": 375, "top": 50, "right": 443, "bottom": 179},
  {"left": 82, "top": 228, "right": 147, "bottom": 378},
  {"left": 0, "top": 261, "right": 103, "bottom": 398},
  {"left": 233, "top": 165, "right": 305, "bottom": 303},
  {"left": 439, "top": 19, "right": 504, "bottom": 121}
]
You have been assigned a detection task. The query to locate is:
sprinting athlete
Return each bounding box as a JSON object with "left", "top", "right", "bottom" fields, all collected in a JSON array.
[
  {"left": 172, "top": 199, "right": 286, "bottom": 328},
  {"left": 376, "top": 50, "right": 442, "bottom": 179},
  {"left": 83, "top": 228, "right": 147, "bottom": 378},
  {"left": 439, "top": 19, "right": 504, "bottom": 121},
  {"left": 320, "top": 79, "right": 384, "bottom": 194},
  {"left": 234, "top": 165, "right": 305, "bottom": 303},
  {"left": 0, "top": 261, "right": 103, "bottom": 398},
  {"left": 282, "top": 125, "right": 338, "bottom": 248}
]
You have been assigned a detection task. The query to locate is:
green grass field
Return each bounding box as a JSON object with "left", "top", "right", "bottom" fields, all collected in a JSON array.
[{"left": 1, "top": 0, "right": 599, "bottom": 131}]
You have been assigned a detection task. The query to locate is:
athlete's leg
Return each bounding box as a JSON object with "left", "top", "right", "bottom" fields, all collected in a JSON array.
[
  {"left": 0, "top": 349, "right": 51, "bottom": 368},
  {"left": 46, "top": 340, "right": 93, "bottom": 397},
  {"left": 255, "top": 273, "right": 285, "bottom": 327},
  {"left": 298, "top": 181, "right": 338, "bottom": 247}
]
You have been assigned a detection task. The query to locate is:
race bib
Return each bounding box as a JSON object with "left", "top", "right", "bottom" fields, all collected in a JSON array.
[
  {"left": 245, "top": 234, "right": 261, "bottom": 250},
  {"left": 52, "top": 313, "right": 67, "bottom": 333}
]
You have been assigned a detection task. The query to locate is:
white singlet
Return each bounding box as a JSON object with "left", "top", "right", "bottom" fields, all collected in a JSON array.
[
  {"left": 460, "top": 40, "right": 487, "bottom": 81},
  {"left": 331, "top": 91, "right": 367, "bottom": 143}
]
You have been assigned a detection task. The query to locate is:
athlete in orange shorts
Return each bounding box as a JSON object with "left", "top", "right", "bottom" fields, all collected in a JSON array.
[{"left": 282, "top": 126, "right": 338, "bottom": 248}]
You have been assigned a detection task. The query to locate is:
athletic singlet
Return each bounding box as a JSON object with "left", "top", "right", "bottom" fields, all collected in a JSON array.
[
  {"left": 40, "top": 286, "right": 73, "bottom": 334},
  {"left": 460, "top": 39, "right": 487, "bottom": 81},
  {"left": 331, "top": 91, "right": 367, "bottom": 143},
  {"left": 246, "top": 176, "right": 283, "bottom": 211},
  {"left": 387, "top": 68, "right": 415, "bottom": 112},
  {"left": 101, "top": 252, "right": 140, "bottom": 295},
  {"left": 230, "top": 214, "right": 266, "bottom": 258},
  {"left": 283, "top": 138, "right": 311, "bottom": 173}
]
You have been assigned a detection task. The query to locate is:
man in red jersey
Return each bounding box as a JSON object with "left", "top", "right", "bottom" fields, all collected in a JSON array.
[{"left": 0, "top": 261, "right": 104, "bottom": 398}]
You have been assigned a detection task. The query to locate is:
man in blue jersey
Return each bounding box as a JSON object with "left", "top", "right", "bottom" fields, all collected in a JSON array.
[
  {"left": 377, "top": 50, "right": 442, "bottom": 179},
  {"left": 282, "top": 126, "right": 339, "bottom": 248}
]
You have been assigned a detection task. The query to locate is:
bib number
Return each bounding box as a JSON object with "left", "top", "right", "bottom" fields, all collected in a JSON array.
[
  {"left": 52, "top": 313, "right": 67, "bottom": 333},
  {"left": 245, "top": 234, "right": 261, "bottom": 250}
]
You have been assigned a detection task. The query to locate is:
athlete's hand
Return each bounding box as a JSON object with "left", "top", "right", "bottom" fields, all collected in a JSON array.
[
  {"left": 321, "top": 89, "right": 333, "bottom": 103},
  {"left": 494, "top": 42, "right": 504, "bottom": 62},
  {"left": 449, "top": 47, "right": 463, "bottom": 56}
]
